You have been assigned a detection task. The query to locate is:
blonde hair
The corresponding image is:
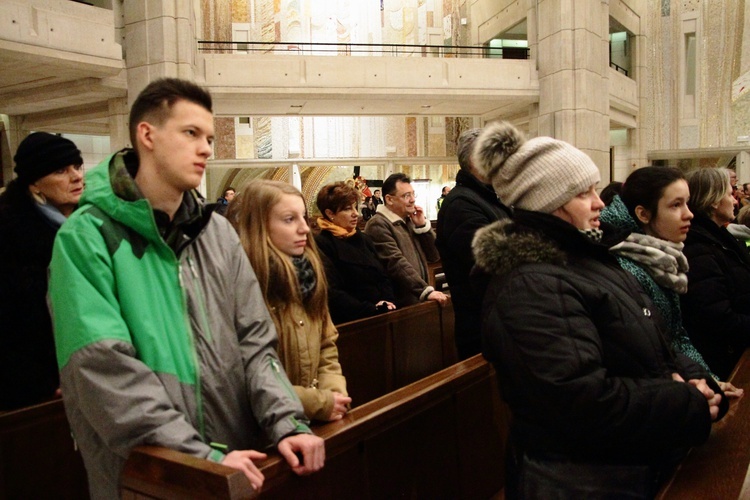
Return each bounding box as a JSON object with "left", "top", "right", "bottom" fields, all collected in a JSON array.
[
  {"left": 229, "top": 180, "right": 329, "bottom": 324},
  {"left": 738, "top": 205, "right": 750, "bottom": 227},
  {"left": 686, "top": 167, "right": 731, "bottom": 218}
]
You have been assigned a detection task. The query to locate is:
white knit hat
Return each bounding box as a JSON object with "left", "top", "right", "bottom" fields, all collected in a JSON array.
[{"left": 473, "top": 121, "right": 601, "bottom": 213}]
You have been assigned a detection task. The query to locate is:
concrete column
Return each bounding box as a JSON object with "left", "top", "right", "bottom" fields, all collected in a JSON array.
[
  {"left": 534, "top": 0, "right": 610, "bottom": 178},
  {"left": 2, "top": 116, "right": 27, "bottom": 185},
  {"left": 385, "top": 161, "right": 395, "bottom": 178},
  {"left": 633, "top": 20, "right": 650, "bottom": 169},
  {"left": 738, "top": 151, "right": 750, "bottom": 185},
  {"left": 122, "top": 0, "right": 198, "bottom": 107},
  {"left": 108, "top": 98, "right": 130, "bottom": 151},
  {"left": 289, "top": 163, "right": 302, "bottom": 190}
]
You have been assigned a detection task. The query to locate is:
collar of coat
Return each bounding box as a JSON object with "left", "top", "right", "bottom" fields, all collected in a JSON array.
[
  {"left": 688, "top": 211, "right": 750, "bottom": 266},
  {"left": 472, "top": 209, "right": 627, "bottom": 277},
  {"left": 375, "top": 203, "right": 433, "bottom": 233},
  {"left": 375, "top": 203, "right": 406, "bottom": 224}
]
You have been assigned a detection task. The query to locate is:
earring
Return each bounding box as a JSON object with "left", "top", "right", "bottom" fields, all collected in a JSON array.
[{"left": 31, "top": 190, "right": 47, "bottom": 205}]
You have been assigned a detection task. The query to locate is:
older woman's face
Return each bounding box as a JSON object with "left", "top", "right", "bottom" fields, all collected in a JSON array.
[
  {"left": 327, "top": 203, "right": 359, "bottom": 231},
  {"left": 712, "top": 180, "right": 737, "bottom": 226},
  {"left": 30, "top": 164, "right": 84, "bottom": 216},
  {"left": 551, "top": 184, "right": 604, "bottom": 230}
]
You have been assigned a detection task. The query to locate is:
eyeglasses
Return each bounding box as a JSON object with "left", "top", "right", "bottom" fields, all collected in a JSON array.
[{"left": 394, "top": 191, "right": 416, "bottom": 201}]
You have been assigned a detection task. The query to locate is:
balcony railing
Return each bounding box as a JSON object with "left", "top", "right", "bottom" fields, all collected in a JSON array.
[
  {"left": 610, "top": 61, "right": 629, "bottom": 77},
  {"left": 198, "top": 40, "right": 529, "bottom": 59}
]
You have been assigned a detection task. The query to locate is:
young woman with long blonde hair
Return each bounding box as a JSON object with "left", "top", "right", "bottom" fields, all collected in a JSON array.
[{"left": 230, "top": 180, "right": 351, "bottom": 422}]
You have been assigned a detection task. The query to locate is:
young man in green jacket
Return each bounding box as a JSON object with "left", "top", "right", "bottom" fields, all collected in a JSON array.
[{"left": 49, "top": 78, "right": 324, "bottom": 499}]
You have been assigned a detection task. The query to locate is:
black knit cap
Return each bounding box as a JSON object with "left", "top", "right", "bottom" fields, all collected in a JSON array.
[{"left": 13, "top": 132, "right": 83, "bottom": 185}]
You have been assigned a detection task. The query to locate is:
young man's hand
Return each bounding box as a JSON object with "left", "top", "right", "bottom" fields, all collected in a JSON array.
[
  {"left": 277, "top": 434, "right": 325, "bottom": 475},
  {"left": 221, "top": 450, "right": 267, "bottom": 491}
]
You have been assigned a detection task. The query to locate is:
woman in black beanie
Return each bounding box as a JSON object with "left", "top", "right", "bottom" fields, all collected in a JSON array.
[{"left": 0, "top": 132, "right": 84, "bottom": 411}]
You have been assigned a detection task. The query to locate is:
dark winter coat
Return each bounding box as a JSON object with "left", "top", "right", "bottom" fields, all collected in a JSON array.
[
  {"left": 315, "top": 229, "right": 396, "bottom": 324},
  {"left": 473, "top": 210, "right": 723, "bottom": 495},
  {"left": 681, "top": 212, "right": 750, "bottom": 379},
  {"left": 0, "top": 183, "right": 61, "bottom": 410},
  {"left": 436, "top": 169, "right": 511, "bottom": 359}
]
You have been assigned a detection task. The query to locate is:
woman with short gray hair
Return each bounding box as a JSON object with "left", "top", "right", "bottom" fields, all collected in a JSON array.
[{"left": 682, "top": 167, "right": 750, "bottom": 379}]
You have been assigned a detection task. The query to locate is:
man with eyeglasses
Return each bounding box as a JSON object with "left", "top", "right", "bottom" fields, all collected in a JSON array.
[{"left": 365, "top": 173, "right": 448, "bottom": 307}]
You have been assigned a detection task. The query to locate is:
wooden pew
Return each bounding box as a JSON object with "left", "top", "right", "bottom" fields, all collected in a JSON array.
[
  {"left": 121, "top": 447, "right": 256, "bottom": 500},
  {"left": 0, "top": 398, "right": 89, "bottom": 499},
  {"left": 427, "top": 260, "right": 445, "bottom": 290},
  {"left": 0, "top": 299, "right": 456, "bottom": 499},
  {"left": 120, "top": 355, "right": 510, "bottom": 499},
  {"left": 335, "top": 298, "right": 458, "bottom": 406},
  {"left": 657, "top": 349, "right": 750, "bottom": 499}
]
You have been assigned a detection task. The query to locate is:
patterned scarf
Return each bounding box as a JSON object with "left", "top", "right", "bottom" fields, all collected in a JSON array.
[
  {"left": 292, "top": 255, "right": 317, "bottom": 301},
  {"left": 609, "top": 232, "right": 689, "bottom": 294},
  {"left": 580, "top": 227, "right": 603, "bottom": 243}
]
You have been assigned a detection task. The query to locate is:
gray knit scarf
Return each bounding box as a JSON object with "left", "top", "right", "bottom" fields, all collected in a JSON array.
[{"left": 609, "top": 233, "right": 689, "bottom": 294}]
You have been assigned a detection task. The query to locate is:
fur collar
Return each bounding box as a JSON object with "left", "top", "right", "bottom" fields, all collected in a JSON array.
[
  {"left": 472, "top": 210, "right": 625, "bottom": 276},
  {"left": 375, "top": 203, "right": 405, "bottom": 224},
  {"left": 472, "top": 218, "right": 567, "bottom": 276}
]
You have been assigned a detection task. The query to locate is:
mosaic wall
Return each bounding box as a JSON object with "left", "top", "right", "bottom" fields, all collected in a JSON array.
[
  {"left": 213, "top": 118, "right": 236, "bottom": 159},
  {"left": 200, "top": 0, "right": 469, "bottom": 163},
  {"left": 645, "top": 0, "right": 745, "bottom": 152},
  {"left": 202, "top": 0, "right": 479, "bottom": 200}
]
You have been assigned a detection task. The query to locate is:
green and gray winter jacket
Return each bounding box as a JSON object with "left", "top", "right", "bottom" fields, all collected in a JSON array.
[{"left": 49, "top": 150, "right": 310, "bottom": 499}]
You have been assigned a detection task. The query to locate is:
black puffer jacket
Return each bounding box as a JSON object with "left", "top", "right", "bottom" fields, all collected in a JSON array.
[
  {"left": 473, "top": 210, "right": 723, "bottom": 467},
  {"left": 0, "top": 183, "right": 61, "bottom": 410},
  {"left": 681, "top": 212, "right": 750, "bottom": 379},
  {"left": 436, "top": 169, "right": 511, "bottom": 359},
  {"left": 315, "top": 229, "right": 395, "bottom": 324}
]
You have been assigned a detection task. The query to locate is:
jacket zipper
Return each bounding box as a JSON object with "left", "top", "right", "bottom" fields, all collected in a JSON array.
[
  {"left": 187, "top": 256, "right": 213, "bottom": 342},
  {"left": 269, "top": 355, "right": 299, "bottom": 400},
  {"left": 179, "top": 261, "right": 206, "bottom": 440},
  {"left": 268, "top": 356, "right": 309, "bottom": 433}
]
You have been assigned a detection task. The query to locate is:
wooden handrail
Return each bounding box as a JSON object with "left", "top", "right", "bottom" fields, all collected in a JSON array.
[{"left": 120, "top": 446, "right": 256, "bottom": 499}]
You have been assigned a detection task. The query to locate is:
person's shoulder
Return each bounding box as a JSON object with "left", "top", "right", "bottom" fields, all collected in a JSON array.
[
  {"left": 364, "top": 212, "right": 389, "bottom": 230},
  {"left": 201, "top": 212, "right": 242, "bottom": 248},
  {"left": 314, "top": 230, "right": 335, "bottom": 250},
  {"left": 684, "top": 221, "right": 719, "bottom": 249}
]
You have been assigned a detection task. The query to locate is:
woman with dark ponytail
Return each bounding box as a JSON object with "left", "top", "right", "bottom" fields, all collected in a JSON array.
[{"left": 602, "top": 166, "right": 743, "bottom": 396}]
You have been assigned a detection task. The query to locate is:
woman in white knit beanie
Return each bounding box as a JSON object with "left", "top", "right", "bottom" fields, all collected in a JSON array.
[{"left": 471, "top": 121, "right": 726, "bottom": 499}]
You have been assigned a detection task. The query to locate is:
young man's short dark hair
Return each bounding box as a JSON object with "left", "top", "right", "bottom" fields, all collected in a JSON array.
[{"left": 128, "top": 78, "right": 213, "bottom": 149}]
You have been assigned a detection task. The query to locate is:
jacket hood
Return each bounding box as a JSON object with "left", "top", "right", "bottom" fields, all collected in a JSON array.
[
  {"left": 80, "top": 149, "right": 207, "bottom": 245},
  {"left": 600, "top": 195, "right": 641, "bottom": 234},
  {"left": 472, "top": 218, "right": 567, "bottom": 276}
]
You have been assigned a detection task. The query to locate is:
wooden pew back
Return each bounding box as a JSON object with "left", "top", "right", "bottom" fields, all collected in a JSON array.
[
  {"left": 120, "top": 356, "right": 509, "bottom": 499},
  {"left": 335, "top": 298, "right": 457, "bottom": 406},
  {"left": 657, "top": 349, "right": 750, "bottom": 499},
  {"left": 0, "top": 399, "right": 89, "bottom": 499}
]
